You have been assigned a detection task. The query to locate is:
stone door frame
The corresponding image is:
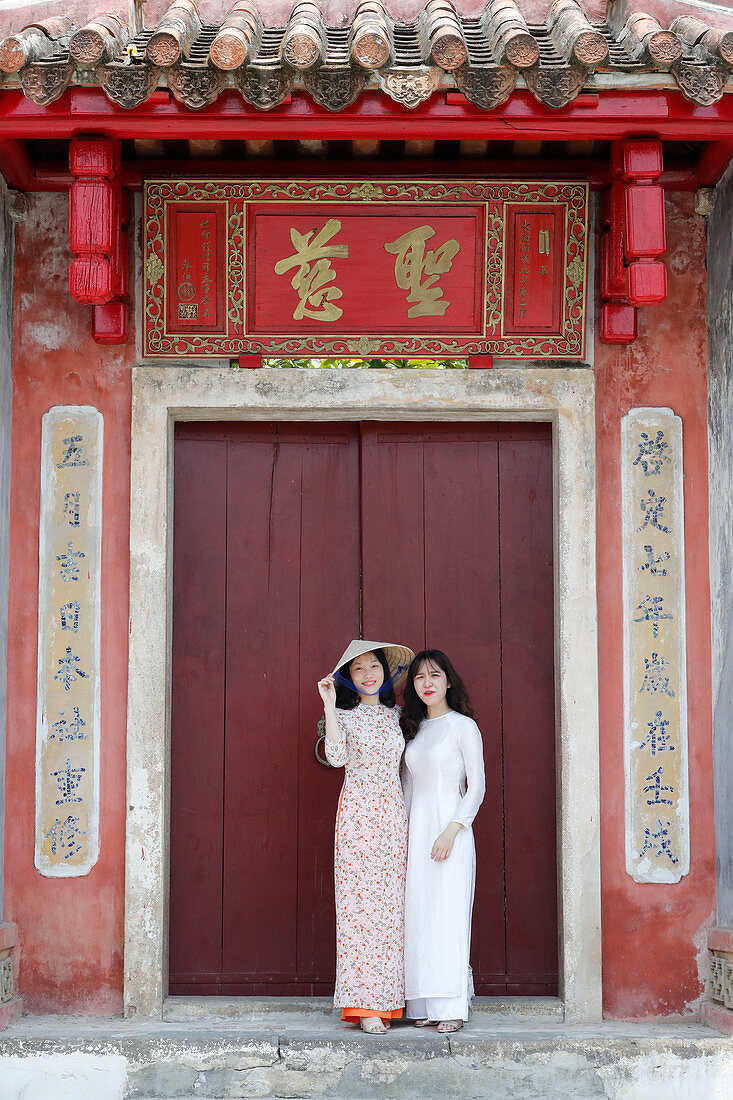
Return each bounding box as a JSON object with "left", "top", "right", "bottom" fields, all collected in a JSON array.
[{"left": 123, "top": 365, "right": 602, "bottom": 1022}]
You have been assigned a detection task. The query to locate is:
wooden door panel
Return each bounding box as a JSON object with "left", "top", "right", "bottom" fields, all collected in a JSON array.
[
  {"left": 222, "top": 425, "right": 360, "bottom": 992},
  {"left": 500, "top": 436, "right": 558, "bottom": 995},
  {"left": 223, "top": 436, "right": 303, "bottom": 981},
  {"left": 421, "top": 437, "right": 506, "bottom": 994},
  {"left": 296, "top": 433, "right": 361, "bottom": 988},
  {"left": 169, "top": 438, "right": 228, "bottom": 993},
  {"left": 360, "top": 427, "right": 426, "bottom": 650},
  {"left": 170, "top": 420, "right": 557, "bottom": 997}
]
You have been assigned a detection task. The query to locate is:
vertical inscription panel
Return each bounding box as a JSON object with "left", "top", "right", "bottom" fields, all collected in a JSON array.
[
  {"left": 35, "top": 407, "right": 103, "bottom": 877},
  {"left": 622, "top": 407, "right": 689, "bottom": 884}
]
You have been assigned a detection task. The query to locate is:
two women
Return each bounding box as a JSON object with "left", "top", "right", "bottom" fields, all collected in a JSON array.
[{"left": 317, "top": 642, "right": 485, "bottom": 1034}]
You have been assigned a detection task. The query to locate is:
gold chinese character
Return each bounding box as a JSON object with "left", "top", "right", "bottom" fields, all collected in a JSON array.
[
  {"left": 274, "top": 219, "right": 349, "bottom": 321},
  {"left": 538, "top": 229, "right": 551, "bottom": 256},
  {"left": 384, "top": 225, "right": 459, "bottom": 318}
]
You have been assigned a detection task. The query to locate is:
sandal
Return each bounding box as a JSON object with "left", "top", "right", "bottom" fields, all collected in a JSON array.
[
  {"left": 360, "top": 1016, "right": 387, "bottom": 1034},
  {"left": 436, "top": 1020, "right": 463, "bottom": 1033},
  {"left": 413, "top": 1019, "right": 438, "bottom": 1028}
]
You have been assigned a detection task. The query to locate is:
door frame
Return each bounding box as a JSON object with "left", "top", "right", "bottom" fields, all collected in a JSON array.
[{"left": 123, "top": 365, "right": 602, "bottom": 1022}]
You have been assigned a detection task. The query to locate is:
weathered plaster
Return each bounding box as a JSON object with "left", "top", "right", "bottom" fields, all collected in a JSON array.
[
  {"left": 708, "top": 160, "right": 733, "bottom": 928},
  {"left": 595, "top": 192, "right": 715, "bottom": 1019},
  {"left": 125, "top": 365, "right": 602, "bottom": 1022},
  {"left": 0, "top": 176, "right": 13, "bottom": 924},
  {"left": 5, "top": 192, "right": 132, "bottom": 1013}
]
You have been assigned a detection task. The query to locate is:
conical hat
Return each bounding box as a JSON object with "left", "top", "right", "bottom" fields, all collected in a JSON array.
[{"left": 332, "top": 639, "right": 414, "bottom": 688}]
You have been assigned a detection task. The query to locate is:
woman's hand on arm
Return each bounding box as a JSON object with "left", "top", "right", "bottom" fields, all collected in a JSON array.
[
  {"left": 431, "top": 821, "right": 463, "bottom": 862},
  {"left": 317, "top": 675, "right": 342, "bottom": 744}
]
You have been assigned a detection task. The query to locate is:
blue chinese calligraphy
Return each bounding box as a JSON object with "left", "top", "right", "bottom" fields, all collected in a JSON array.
[
  {"left": 59, "top": 601, "right": 81, "bottom": 632},
  {"left": 639, "top": 819, "right": 679, "bottom": 865},
  {"left": 56, "top": 541, "right": 85, "bottom": 582},
  {"left": 51, "top": 758, "right": 85, "bottom": 805},
  {"left": 50, "top": 706, "right": 87, "bottom": 742},
  {"left": 643, "top": 765, "right": 675, "bottom": 806},
  {"left": 56, "top": 435, "right": 88, "bottom": 469},
  {"left": 633, "top": 594, "right": 673, "bottom": 639},
  {"left": 44, "top": 814, "right": 86, "bottom": 859},
  {"left": 638, "top": 489, "right": 670, "bottom": 534},
  {"left": 63, "top": 491, "right": 81, "bottom": 528},
  {"left": 637, "top": 544, "right": 671, "bottom": 577},
  {"left": 53, "top": 646, "right": 88, "bottom": 692},
  {"left": 632, "top": 430, "right": 670, "bottom": 476},
  {"left": 639, "top": 711, "right": 675, "bottom": 755},
  {"left": 639, "top": 652, "right": 675, "bottom": 697}
]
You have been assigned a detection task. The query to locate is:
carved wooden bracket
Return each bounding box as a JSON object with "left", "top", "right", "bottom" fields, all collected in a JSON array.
[
  {"left": 68, "top": 136, "right": 128, "bottom": 345},
  {"left": 601, "top": 139, "right": 666, "bottom": 345}
]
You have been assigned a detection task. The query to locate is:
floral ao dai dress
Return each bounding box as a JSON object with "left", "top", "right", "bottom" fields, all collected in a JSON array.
[
  {"left": 402, "top": 710, "right": 486, "bottom": 1022},
  {"left": 325, "top": 703, "right": 407, "bottom": 1020}
]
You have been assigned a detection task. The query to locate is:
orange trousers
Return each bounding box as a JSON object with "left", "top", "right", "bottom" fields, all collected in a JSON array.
[{"left": 341, "top": 1007, "right": 403, "bottom": 1022}]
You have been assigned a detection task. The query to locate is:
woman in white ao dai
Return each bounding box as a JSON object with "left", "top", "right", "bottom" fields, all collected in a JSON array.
[{"left": 401, "top": 650, "right": 486, "bottom": 1030}]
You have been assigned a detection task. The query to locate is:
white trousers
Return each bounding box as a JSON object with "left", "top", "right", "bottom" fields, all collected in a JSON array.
[{"left": 406, "top": 995, "right": 468, "bottom": 1022}]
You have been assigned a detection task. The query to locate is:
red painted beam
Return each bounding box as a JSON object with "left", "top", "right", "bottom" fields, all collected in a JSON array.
[
  {"left": 1, "top": 153, "right": 722, "bottom": 195},
  {"left": 0, "top": 138, "right": 70, "bottom": 191},
  {"left": 1, "top": 87, "right": 733, "bottom": 143},
  {"left": 693, "top": 140, "right": 733, "bottom": 186},
  {"left": 118, "top": 155, "right": 615, "bottom": 189}
]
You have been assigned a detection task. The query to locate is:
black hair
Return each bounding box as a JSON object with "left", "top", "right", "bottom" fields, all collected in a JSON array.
[
  {"left": 335, "top": 648, "right": 396, "bottom": 710},
  {"left": 399, "top": 649, "right": 474, "bottom": 742}
]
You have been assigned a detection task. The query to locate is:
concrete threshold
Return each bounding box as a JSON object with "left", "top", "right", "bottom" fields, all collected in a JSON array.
[
  {"left": 0, "top": 1011, "right": 730, "bottom": 1099},
  {"left": 163, "top": 993, "right": 564, "bottom": 1023}
]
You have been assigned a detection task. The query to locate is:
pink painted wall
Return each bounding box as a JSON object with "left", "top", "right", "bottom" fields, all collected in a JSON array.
[
  {"left": 595, "top": 192, "right": 716, "bottom": 1018},
  {"left": 1, "top": 190, "right": 716, "bottom": 1018},
  {"left": 3, "top": 193, "right": 132, "bottom": 1013}
]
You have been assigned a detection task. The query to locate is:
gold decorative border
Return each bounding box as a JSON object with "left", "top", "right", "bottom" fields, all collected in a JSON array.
[{"left": 143, "top": 179, "right": 589, "bottom": 360}]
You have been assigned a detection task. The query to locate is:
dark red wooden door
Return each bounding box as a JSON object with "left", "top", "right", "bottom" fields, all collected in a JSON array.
[{"left": 170, "top": 420, "right": 556, "bottom": 996}]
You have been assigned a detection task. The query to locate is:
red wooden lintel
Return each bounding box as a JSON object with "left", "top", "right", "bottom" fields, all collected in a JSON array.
[
  {"left": 237, "top": 355, "right": 262, "bottom": 369},
  {"left": 601, "top": 139, "right": 667, "bottom": 346},
  {"left": 469, "top": 355, "right": 494, "bottom": 369},
  {"left": 68, "top": 134, "right": 128, "bottom": 345}
]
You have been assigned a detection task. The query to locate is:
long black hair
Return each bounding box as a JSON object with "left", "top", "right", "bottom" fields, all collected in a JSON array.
[
  {"left": 335, "top": 647, "right": 396, "bottom": 710},
  {"left": 400, "top": 649, "right": 474, "bottom": 742}
]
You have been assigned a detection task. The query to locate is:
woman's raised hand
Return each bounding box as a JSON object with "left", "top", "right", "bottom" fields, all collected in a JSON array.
[{"left": 317, "top": 674, "right": 337, "bottom": 707}]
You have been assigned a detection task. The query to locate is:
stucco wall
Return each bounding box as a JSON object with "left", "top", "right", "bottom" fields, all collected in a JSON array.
[
  {"left": 0, "top": 188, "right": 717, "bottom": 1018},
  {"left": 595, "top": 193, "right": 716, "bottom": 1018},
  {"left": 707, "top": 161, "right": 733, "bottom": 929},
  {"left": 0, "top": 176, "right": 13, "bottom": 924},
  {"left": 4, "top": 193, "right": 132, "bottom": 1012}
]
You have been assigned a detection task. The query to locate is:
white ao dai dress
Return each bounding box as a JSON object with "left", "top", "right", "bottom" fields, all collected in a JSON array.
[{"left": 402, "top": 710, "right": 486, "bottom": 1021}]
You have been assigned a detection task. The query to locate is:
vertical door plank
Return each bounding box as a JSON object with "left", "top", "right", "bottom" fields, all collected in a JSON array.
[
  {"left": 360, "top": 424, "right": 426, "bottom": 651},
  {"left": 222, "top": 434, "right": 302, "bottom": 987},
  {"left": 500, "top": 435, "right": 558, "bottom": 995},
  {"left": 297, "top": 429, "right": 361, "bottom": 990},
  {"left": 422, "top": 436, "right": 506, "bottom": 994},
  {"left": 170, "top": 436, "right": 228, "bottom": 993}
]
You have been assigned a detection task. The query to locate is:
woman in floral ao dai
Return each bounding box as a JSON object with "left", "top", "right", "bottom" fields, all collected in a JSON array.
[{"left": 317, "top": 641, "right": 413, "bottom": 1035}]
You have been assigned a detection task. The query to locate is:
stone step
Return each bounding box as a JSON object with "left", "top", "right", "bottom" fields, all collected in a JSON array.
[
  {"left": 0, "top": 1014, "right": 729, "bottom": 1099},
  {"left": 163, "top": 994, "right": 564, "bottom": 1023}
]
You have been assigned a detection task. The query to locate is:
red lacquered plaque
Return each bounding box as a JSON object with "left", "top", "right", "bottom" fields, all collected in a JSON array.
[
  {"left": 165, "top": 202, "right": 228, "bottom": 334},
  {"left": 143, "top": 179, "right": 589, "bottom": 360}
]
